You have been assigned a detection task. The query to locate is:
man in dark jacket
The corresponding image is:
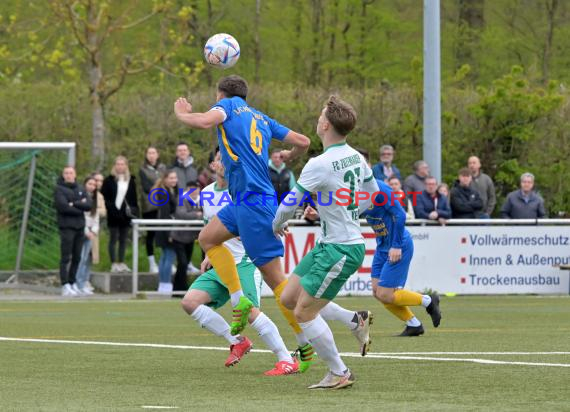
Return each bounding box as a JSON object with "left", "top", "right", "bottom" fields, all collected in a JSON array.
[
  {"left": 54, "top": 166, "right": 92, "bottom": 296},
  {"left": 468, "top": 156, "right": 496, "bottom": 218},
  {"left": 500, "top": 173, "right": 546, "bottom": 219},
  {"left": 172, "top": 142, "right": 198, "bottom": 189},
  {"left": 414, "top": 176, "right": 451, "bottom": 224},
  {"left": 450, "top": 168, "right": 484, "bottom": 219},
  {"left": 268, "top": 149, "right": 295, "bottom": 204}
]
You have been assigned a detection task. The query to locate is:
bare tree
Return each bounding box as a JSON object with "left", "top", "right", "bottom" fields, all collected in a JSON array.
[
  {"left": 327, "top": 0, "right": 340, "bottom": 86},
  {"left": 496, "top": 0, "right": 561, "bottom": 83},
  {"left": 253, "top": 0, "right": 262, "bottom": 83},
  {"left": 186, "top": 0, "right": 225, "bottom": 87},
  {"left": 291, "top": 0, "right": 304, "bottom": 83},
  {"left": 358, "top": 0, "right": 375, "bottom": 88},
  {"left": 542, "top": 0, "right": 559, "bottom": 83},
  {"left": 455, "top": 0, "right": 485, "bottom": 75},
  {"left": 308, "top": 0, "right": 323, "bottom": 85},
  {"left": 48, "top": 0, "right": 190, "bottom": 169}
]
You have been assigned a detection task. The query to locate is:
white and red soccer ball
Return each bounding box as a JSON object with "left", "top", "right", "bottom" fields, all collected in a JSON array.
[{"left": 203, "top": 33, "right": 240, "bottom": 69}]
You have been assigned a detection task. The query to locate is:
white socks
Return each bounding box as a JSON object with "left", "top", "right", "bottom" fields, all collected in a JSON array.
[
  {"left": 230, "top": 290, "right": 244, "bottom": 307},
  {"left": 421, "top": 295, "right": 432, "bottom": 308},
  {"left": 191, "top": 304, "right": 239, "bottom": 345},
  {"left": 190, "top": 306, "right": 295, "bottom": 364},
  {"left": 319, "top": 302, "right": 358, "bottom": 330},
  {"left": 299, "top": 315, "right": 347, "bottom": 375},
  {"left": 295, "top": 332, "right": 310, "bottom": 346},
  {"left": 251, "top": 313, "right": 293, "bottom": 363},
  {"left": 406, "top": 316, "right": 421, "bottom": 327}
]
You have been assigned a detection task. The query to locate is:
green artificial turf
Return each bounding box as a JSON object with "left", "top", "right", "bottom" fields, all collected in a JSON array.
[{"left": 0, "top": 295, "right": 569, "bottom": 411}]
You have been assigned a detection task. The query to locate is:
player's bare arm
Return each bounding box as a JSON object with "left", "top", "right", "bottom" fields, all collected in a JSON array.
[
  {"left": 174, "top": 97, "right": 225, "bottom": 129},
  {"left": 280, "top": 131, "right": 310, "bottom": 162}
]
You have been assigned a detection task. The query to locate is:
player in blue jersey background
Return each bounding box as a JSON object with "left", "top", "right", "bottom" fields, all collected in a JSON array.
[
  {"left": 174, "top": 75, "right": 310, "bottom": 338},
  {"left": 361, "top": 179, "right": 442, "bottom": 336}
]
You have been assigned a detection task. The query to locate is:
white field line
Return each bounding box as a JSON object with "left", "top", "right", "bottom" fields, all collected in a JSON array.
[
  {"left": 1, "top": 337, "right": 569, "bottom": 368},
  {"left": 367, "top": 351, "right": 570, "bottom": 355}
]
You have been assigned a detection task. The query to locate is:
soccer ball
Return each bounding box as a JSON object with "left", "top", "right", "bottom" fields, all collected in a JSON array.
[{"left": 203, "top": 33, "right": 240, "bottom": 69}]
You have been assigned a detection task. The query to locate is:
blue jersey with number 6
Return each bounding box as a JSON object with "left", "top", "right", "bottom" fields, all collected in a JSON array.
[{"left": 211, "top": 97, "right": 290, "bottom": 201}]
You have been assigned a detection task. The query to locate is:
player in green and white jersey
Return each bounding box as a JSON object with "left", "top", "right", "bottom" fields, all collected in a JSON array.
[
  {"left": 273, "top": 96, "right": 379, "bottom": 389},
  {"left": 181, "top": 155, "right": 298, "bottom": 376}
]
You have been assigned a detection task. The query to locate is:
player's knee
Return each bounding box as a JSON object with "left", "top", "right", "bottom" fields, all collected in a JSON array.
[
  {"left": 376, "top": 288, "right": 394, "bottom": 304},
  {"left": 248, "top": 307, "right": 261, "bottom": 324},
  {"left": 280, "top": 292, "right": 295, "bottom": 310},
  {"left": 181, "top": 295, "right": 199, "bottom": 314},
  {"left": 293, "top": 305, "right": 309, "bottom": 323},
  {"left": 197, "top": 231, "right": 212, "bottom": 251}
]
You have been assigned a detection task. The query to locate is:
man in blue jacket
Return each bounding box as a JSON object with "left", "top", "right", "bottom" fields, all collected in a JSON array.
[
  {"left": 414, "top": 176, "right": 451, "bottom": 224},
  {"left": 500, "top": 173, "right": 546, "bottom": 219},
  {"left": 372, "top": 145, "right": 401, "bottom": 182}
]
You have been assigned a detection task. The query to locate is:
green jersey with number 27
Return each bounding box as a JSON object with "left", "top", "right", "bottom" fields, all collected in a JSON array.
[{"left": 295, "top": 142, "right": 374, "bottom": 245}]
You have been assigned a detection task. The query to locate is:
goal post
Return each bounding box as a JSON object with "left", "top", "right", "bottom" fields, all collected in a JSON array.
[{"left": 0, "top": 142, "right": 76, "bottom": 285}]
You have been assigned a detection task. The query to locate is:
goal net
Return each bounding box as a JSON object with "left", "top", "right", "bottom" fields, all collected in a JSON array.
[{"left": 0, "top": 143, "right": 75, "bottom": 281}]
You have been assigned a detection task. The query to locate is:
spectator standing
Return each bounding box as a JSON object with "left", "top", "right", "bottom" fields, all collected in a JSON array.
[
  {"left": 450, "top": 168, "right": 484, "bottom": 219},
  {"left": 468, "top": 156, "right": 496, "bottom": 218},
  {"left": 414, "top": 176, "right": 451, "bottom": 224},
  {"left": 91, "top": 172, "right": 106, "bottom": 266},
  {"left": 372, "top": 144, "right": 402, "bottom": 182},
  {"left": 387, "top": 176, "right": 415, "bottom": 220},
  {"left": 404, "top": 160, "right": 430, "bottom": 194},
  {"left": 171, "top": 181, "right": 203, "bottom": 292},
  {"left": 75, "top": 175, "right": 99, "bottom": 295},
  {"left": 139, "top": 146, "right": 166, "bottom": 273},
  {"left": 500, "top": 173, "right": 546, "bottom": 219},
  {"left": 437, "top": 182, "right": 451, "bottom": 211},
  {"left": 172, "top": 142, "right": 198, "bottom": 190},
  {"left": 54, "top": 166, "right": 92, "bottom": 296},
  {"left": 197, "top": 149, "right": 218, "bottom": 190},
  {"left": 437, "top": 183, "right": 450, "bottom": 199},
  {"left": 101, "top": 156, "right": 139, "bottom": 273},
  {"left": 268, "top": 149, "right": 296, "bottom": 203},
  {"left": 153, "top": 170, "right": 179, "bottom": 293}
]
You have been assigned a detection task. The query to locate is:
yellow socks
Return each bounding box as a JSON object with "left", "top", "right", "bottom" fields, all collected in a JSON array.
[
  {"left": 392, "top": 289, "right": 423, "bottom": 307},
  {"left": 206, "top": 245, "right": 242, "bottom": 294},
  {"left": 273, "top": 279, "right": 303, "bottom": 334},
  {"left": 383, "top": 303, "right": 414, "bottom": 322}
]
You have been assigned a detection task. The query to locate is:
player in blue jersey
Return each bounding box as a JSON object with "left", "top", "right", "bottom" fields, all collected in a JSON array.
[
  {"left": 361, "top": 179, "right": 442, "bottom": 336},
  {"left": 174, "top": 75, "right": 310, "bottom": 338}
]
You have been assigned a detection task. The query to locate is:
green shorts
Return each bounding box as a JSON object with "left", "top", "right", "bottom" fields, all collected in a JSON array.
[
  {"left": 189, "top": 257, "right": 262, "bottom": 309},
  {"left": 294, "top": 242, "right": 365, "bottom": 301}
]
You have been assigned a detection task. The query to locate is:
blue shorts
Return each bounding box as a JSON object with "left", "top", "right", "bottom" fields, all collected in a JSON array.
[
  {"left": 371, "top": 238, "right": 414, "bottom": 288},
  {"left": 217, "top": 194, "right": 284, "bottom": 267}
]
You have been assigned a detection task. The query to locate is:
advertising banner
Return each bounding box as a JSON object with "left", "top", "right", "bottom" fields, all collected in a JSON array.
[{"left": 260, "top": 225, "right": 570, "bottom": 296}]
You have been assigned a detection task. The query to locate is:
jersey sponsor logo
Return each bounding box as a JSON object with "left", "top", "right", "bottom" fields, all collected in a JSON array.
[{"left": 332, "top": 154, "right": 362, "bottom": 171}]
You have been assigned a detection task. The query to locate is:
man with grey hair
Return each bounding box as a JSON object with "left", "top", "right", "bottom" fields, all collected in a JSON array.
[
  {"left": 468, "top": 156, "right": 496, "bottom": 218},
  {"left": 372, "top": 144, "right": 401, "bottom": 182},
  {"left": 500, "top": 173, "right": 546, "bottom": 219},
  {"left": 404, "top": 160, "right": 429, "bottom": 195}
]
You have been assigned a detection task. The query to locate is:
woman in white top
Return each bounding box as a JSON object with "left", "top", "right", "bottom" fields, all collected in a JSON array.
[
  {"left": 101, "top": 156, "right": 139, "bottom": 273},
  {"left": 75, "top": 175, "right": 99, "bottom": 295}
]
